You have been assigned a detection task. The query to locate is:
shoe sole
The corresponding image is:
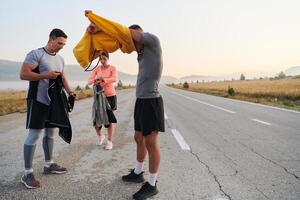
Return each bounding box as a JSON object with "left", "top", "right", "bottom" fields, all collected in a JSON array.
[
  {"left": 20, "top": 178, "right": 40, "bottom": 189},
  {"left": 133, "top": 190, "right": 158, "bottom": 200},
  {"left": 122, "top": 177, "right": 145, "bottom": 183},
  {"left": 43, "top": 170, "right": 67, "bottom": 174}
]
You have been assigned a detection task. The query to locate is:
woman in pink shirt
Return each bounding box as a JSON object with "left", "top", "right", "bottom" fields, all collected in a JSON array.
[{"left": 87, "top": 52, "right": 117, "bottom": 150}]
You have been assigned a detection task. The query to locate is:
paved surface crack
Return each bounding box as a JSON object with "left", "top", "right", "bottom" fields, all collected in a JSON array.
[
  {"left": 239, "top": 142, "right": 299, "bottom": 180},
  {"left": 190, "top": 149, "right": 232, "bottom": 200}
]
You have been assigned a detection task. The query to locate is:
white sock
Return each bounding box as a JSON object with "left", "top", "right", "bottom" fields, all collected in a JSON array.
[
  {"left": 148, "top": 173, "right": 158, "bottom": 186},
  {"left": 24, "top": 168, "right": 33, "bottom": 175},
  {"left": 45, "top": 160, "right": 54, "bottom": 167},
  {"left": 134, "top": 161, "right": 144, "bottom": 174}
]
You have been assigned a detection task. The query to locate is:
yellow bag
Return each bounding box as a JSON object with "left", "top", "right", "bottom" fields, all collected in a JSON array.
[{"left": 73, "top": 12, "right": 136, "bottom": 70}]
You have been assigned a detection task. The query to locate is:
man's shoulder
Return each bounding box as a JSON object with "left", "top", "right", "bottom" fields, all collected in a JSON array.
[
  {"left": 141, "top": 32, "right": 161, "bottom": 47},
  {"left": 26, "top": 48, "right": 45, "bottom": 58},
  {"left": 29, "top": 47, "right": 44, "bottom": 54},
  {"left": 142, "top": 32, "right": 159, "bottom": 40}
]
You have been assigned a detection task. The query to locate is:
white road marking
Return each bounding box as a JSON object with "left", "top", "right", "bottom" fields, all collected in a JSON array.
[
  {"left": 252, "top": 118, "right": 272, "bottom": 126},
  {"left": 166, "top": 86, "right": 300, "bottom": 114},
  {"left": 164, "top": 113, "right": 168, "bottom": 120},
  {"left": 170, "top": 91, "right": 236, "bottom": 114},
  {"left": 171, "top": 129, "right": 191, "bottom": 151}
]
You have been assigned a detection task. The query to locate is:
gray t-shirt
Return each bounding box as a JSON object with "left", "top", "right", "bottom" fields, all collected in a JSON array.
[
  {"left": 24, "top": 48, "right": 64, "bottom": 105},
  {"left": 136, "top": 32, "right": 163, "bottom": 98}
]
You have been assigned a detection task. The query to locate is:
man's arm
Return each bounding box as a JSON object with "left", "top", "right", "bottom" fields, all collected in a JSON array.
[
  {"left": 130, "top": 29, "right": 142, "bottom": 43},
  {"left": 20, "top": 63, "right": 60, "bottom": 81},
  {"left": 85, "top": 10, "right": 99, "bottom": 34},
  {"left": 61, "top": 71, "right": 75, "bottom": 96}
]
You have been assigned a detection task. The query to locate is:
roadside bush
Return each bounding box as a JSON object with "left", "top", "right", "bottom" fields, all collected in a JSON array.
[
  {"left": 183, "top": 81, "right": 189, "bottom": 89},
  {"left": 227, "top": 86, "right": 235, "bottom": 96},
  {"left": 117, "top": 80, "right": 123, "bottom": 88},
  {"left": 75, "top": 85, "right": 82, "bottom": 91}
]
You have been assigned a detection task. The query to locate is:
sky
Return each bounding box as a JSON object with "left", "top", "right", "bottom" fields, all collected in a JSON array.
[{"left": 1, "top": 0, "right": 300, "bottom": 78}]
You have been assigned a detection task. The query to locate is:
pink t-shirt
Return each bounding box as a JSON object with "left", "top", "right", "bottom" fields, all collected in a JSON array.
[{"left": 87, "top": 65, "right": 117, "bottom": 97}]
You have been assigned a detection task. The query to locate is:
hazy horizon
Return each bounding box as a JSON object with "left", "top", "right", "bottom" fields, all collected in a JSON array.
[
  {"left": 1, "top": 0, "right": 300, "bottom": 78},
  {"left": 0, "top": 58, "right": 286, "bottom": 79}
]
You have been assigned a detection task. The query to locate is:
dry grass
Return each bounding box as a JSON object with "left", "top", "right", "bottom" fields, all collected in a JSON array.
[
  {"left": 0, "top": 90, "right": 27, "bottom": 115},
  {"left": 0, "top": 86, "right": 134, "bottom": 116},
  {"left": 0, "top": 89, "right": 94, "bottom": 116},
  {"left": 170, "top": 78, "right": 300, "bottom": 111}
]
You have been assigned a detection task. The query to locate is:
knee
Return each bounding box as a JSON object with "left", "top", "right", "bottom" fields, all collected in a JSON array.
[
  {"left": 134, "top": 132, "right": 144, "bottom": 144},
  {"left": 145, "top": 133, "right": 159, "bottom": 151},
  {"left": 45, "top": 128, "right": 55, "bottom": 139},
  {"left": 24, "top": 129, "right": 41, "bottom": 145}
]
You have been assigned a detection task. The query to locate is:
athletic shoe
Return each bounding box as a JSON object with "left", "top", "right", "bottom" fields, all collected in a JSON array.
[
  {"left": 122, "top": 169, "right": 145, "bottom": 183},
  {"left": 133, "top": 181, "right": 158, "bottom": 200},
  {"left": 21, "top": 173, "right": 40, "bottom": 189},
  {"left": 96, "top": 135, "right": 105, "bottom": 146},
  {"left": 105, "top": 140, "right": 113, "bottom": 150},
  {"left": 43, "top": 163, "right": 67, "bottom": 174}
]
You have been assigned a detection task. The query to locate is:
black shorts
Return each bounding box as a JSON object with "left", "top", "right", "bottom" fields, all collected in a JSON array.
[
  {"left": 26, "top": 99, "right": 50, "bottom": 129},
  {"left": 134, "top": 96, "right": 165, "bottom": 136},
  {"left": 106, "top": 95, "right": 117, "bottom": 111}
]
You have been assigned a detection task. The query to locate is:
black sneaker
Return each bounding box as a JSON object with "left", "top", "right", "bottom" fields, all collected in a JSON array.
[
  {"left": 133, "top": 182, "right": 158, "bottom": 200},
  {"left": 122, "top": 169, "right": 145, "bottom": 183},
  {"left": 44, "top": 163, "right": 67, "bottom": 174}
]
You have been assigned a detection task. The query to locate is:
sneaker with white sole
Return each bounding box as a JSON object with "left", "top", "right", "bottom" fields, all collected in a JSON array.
[
  {"left": 43, "top": 163, "right": 67, "bottom": 174},
  {"left": 21, "top": 173, "right": 40, "bottom": 189},
  {"left": 96, "top": 135, "right": 105, "bottom": 146},
  {"left": 105, "top": 140, "right": 113, "bottom": 150}
]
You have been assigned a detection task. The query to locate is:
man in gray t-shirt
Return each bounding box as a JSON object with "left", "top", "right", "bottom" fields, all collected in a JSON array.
[
  {"left": 122, "top": 25, "right": 165, "bottom": 199},
  {"left": 19, "top": 29, "right": 75, "bottom": 189},
  {"left": 86, "top": 11, "right": 164, "bottom": 199},
  {"left": 123, "top": 25, "right": 165, "bottom": 199}
]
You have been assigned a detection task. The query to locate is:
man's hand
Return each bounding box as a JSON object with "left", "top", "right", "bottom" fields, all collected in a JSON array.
[
  {"left": 86, "top": 23, "right": 99, "bottom": 34},
  {"left": 85, "top": 10, "right": 92, "bottom": 16},
  {"left": 85, "top": 10, "right": 99, "bottom": 34},
  {"left": 47, "top": 71, "right": 61, "bottom": 79},
  {"left": 68, "top": 91, "right": 77, "bottom": 99}
]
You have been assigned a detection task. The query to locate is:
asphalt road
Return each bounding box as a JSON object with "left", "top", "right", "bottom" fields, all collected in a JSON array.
[{"left": 0, "top": 86, "right": 300, "bottom": 200}]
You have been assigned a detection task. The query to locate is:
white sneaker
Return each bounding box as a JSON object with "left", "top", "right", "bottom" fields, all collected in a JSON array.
[
  {"left": 96, "top": 135, "right": 105, "bottom": 146},
  {"left": 105, "top": 140, "right": 113, "bottom": 150}
]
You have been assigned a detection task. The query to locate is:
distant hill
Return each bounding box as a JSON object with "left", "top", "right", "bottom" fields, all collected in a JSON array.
[
  {"left": 0, "top": 60, "right": 22, "bottom": 81},
  {"left": 0, "top": 59, "right": 180, "bottom": 86},
  {"left": 180, "top": 75, "right": 218, "bottom": 83},
  {"left": 0, "top": 60, "right": 138, "bottom": 85},
  {"left": 1, "top": 60, "right": 298, "bottom": 85},
  {"left": 178, "top": 71, "right": 277, "bottom": 83},
  {"left": 284, "top": 66, "right": 300, "bottom": 76}
]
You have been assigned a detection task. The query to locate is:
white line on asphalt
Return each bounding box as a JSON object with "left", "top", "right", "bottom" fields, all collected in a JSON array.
[
  {"left": 171, "top": 129, "right": 191, "bottom": 151},
  {"left": 251, "top": 118, "right": 272, "bottom": 126},
  {"left": 164, "top": 113, "right": 168, "bottom": 120},
  {"left": 168, "top": 86, "right": 300, "bottom": 114},
  {"left": 170, "top": 91, "right": 236, "bottom": 114}
]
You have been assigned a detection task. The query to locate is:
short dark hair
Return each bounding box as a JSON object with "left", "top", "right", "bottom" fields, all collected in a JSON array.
[
  {"left": 49, "top": 28, "right": 68, "bottom": 39},
  {"left": 129, "top": 24, "right": 143, "bottom": 31},
  {"left": 101, "top": 51, "right": 109, "bottom": 59}
]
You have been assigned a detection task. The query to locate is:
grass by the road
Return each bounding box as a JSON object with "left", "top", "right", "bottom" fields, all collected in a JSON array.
[
  {"left": 168, "top": 78, "right": 300, "bottom": 111},
  {"left": 0, "top": 86, "right": 134, "bottom": 116}
]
